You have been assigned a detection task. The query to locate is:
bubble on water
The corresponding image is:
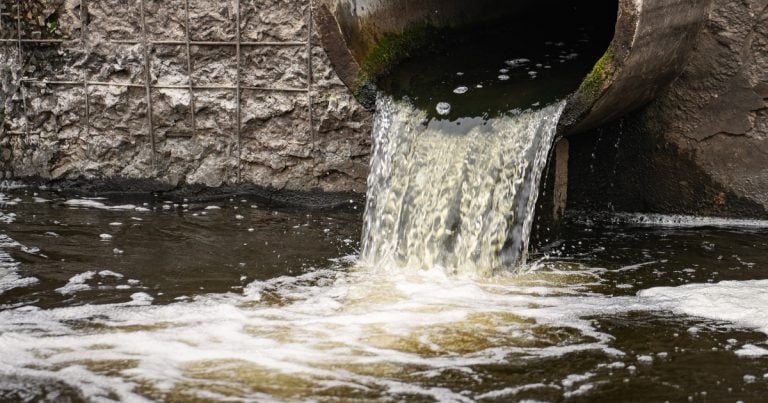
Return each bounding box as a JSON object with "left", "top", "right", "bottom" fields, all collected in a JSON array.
[
  {"left": 99, "top": 270, "right": 123, "bottom": 279},
  {"left": 498, "top": 75, "right": 510, "bottom": 81},
  {"left": 456, "top": 72, "right": 464, "bottom": 76},
  {"left": 735, "top": 344, "right": 768, "bottom": 357},
  {"left": 436, "top": 102, "right": 451, "bottom": 115},
  {"left": 130, "top": 292, "right": 154, "bottom": 305},
  {"left": 56, "top": 271, "right": 97, "bottom": 295},
  {"left": 100, "top": 234, "right": 113, "bottom": 241},
  {"left": 528, "top": 71, "right": 538, "bottom": 76},
  {"left": 505, "top": 58, "right": 530, "bottom": 67},
  {"left": 113, "top": 248, "right": 124, "bottom": 255},
  {"left": 453, "top": 86, "right": 468, "bottom": 95},
  {"left": 235, "top": 215, "right": 244, "bottom": 220},
  {"left": 637, "top": 355, "right": 653, "bottom": 364},
  {"left": 744, "top": 374, "right": 756, "bottom": 384},
  {"left": 476, "top": 84, "right": 484, "bottom": 89},
  {"left": 499, "top": 68, "right": 509, "bottom": 73}
]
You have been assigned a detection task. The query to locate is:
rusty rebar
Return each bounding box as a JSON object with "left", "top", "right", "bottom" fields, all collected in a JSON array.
[{"left": 139, "top": 0, "right": 156, "bottom": 168}]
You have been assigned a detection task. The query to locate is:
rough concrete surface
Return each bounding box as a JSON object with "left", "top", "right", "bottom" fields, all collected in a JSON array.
[
  {"left": 1, "top": 0, "right": 767, "bottom": 219},
  {"left": 567, "top": 0, "right": 768, "bottom": 217},
  {"left": 0, "top": 0, "right": 372, "bottom": 193}
]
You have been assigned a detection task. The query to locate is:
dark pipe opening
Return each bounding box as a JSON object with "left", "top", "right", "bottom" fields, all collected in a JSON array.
[{"left": 375, "top": 0, "right": 618, "bottom": 122}]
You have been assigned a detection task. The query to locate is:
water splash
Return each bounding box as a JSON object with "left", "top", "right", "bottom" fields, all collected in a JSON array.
[{"left": 361, "top": 95, "right": 565, "bottom": 276}]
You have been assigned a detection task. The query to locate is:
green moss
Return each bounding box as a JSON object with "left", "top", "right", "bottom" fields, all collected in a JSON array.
[
  {"left": 353, "top": 23, "right": 441, "bottom": 101},
  {"left": 46, "top": 18, "right": 58, "bottom": 34},
  {"left": 577, "top": 45, "right": 615, "bottom": 101}
]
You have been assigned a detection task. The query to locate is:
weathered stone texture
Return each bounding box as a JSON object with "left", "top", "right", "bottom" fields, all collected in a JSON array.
[
  {"left": 0, "top": 0, "right": 372, "bottom": 192},
  {"left": 568, "top": 0, "right": 768, "bottom": 217}
]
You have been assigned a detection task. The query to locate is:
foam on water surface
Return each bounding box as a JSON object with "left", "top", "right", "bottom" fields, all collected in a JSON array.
[
  {"left": 0, "top": 235, "right": 39, "bottom": 296},
  {"left": 572, "top": 212, "right": 768, "bottom": 229},
  {"left": 639, "top": 280, "right": 768, "bottom": 335},
  {"left": 0, "top": 205, "right": 767, "bottom": 401},
  {"left": 64, "top": 199, "right": 138, "bottom": 211},
  {"left": 3, "top": 258, "right": 768, "bottom": 401},
  {"left": 0, "top": 264, "right": 634, "bottom": 401}
]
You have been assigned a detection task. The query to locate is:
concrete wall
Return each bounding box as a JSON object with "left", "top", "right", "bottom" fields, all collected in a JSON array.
[
  {"left": 0, "top": 0, "right": 371, "bottom": 193},
  {"left": 1, "top": 0, "right": 767, "bottom": 220},
  {"left": 567, "top": 0, "right": 768, "bottom": 217}
]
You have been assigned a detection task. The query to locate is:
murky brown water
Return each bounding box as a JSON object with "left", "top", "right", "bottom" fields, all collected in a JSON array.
[{"left": 2, "top": 184, "right": 768, "bottom": 402}]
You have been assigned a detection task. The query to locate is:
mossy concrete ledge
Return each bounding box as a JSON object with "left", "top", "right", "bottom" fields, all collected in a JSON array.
[{"left": 312, "top": 0, "right": 714, "bottom": 134}]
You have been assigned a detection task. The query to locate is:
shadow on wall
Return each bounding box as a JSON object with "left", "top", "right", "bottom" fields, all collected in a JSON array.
[{"left": 566, "top": 0, "right": 768, "bottom": 219}]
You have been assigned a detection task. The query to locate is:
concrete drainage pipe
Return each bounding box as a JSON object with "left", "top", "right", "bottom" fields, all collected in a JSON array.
[{"left": 312, "top": 0, "right": 712, "bottom": 135}]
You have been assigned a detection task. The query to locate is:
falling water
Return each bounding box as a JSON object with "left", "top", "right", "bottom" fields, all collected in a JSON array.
[{"left": 361, "top": 95, "right": 566, "bottom": 276}]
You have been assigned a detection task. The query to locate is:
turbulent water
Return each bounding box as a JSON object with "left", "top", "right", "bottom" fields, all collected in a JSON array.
[
  {"left": 362, "top": 96, "right": 565, "bottom": 276},
  {"left": 2, "top": 188, "right": 768, "bottom": 401}
]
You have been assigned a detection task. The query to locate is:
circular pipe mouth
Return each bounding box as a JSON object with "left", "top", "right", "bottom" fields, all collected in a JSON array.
[{"left": 313, "top": 0, "right": 712, "bottom": 135}]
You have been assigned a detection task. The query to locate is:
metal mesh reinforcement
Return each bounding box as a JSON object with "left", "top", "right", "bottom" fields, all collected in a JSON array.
[{"left": 0, "top": 0, "right": 315, "bottom": 179}]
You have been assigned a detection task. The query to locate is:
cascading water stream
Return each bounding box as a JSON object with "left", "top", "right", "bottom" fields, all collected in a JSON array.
[{"left": 361, "top": 95, "right": 566, "bottom": 276}]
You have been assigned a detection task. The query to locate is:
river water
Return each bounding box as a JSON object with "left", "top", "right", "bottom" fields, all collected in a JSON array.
[{"left": 2, "top": 185, "right": 768, "bottom": 402}]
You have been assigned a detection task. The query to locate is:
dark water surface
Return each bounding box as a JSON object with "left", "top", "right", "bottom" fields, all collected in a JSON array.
[
  {"left": 377, "top": 2, "right": 615, "bottom": 124},
  {"left": 2, "top": 185, "right": 768, "bottom": 402}
]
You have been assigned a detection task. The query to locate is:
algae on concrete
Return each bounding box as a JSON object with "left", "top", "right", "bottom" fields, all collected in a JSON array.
[
  {"left": 353, "top": 23, "right": 441, "bottom": 104},
  {"left": 577, "top": 45, "right": 615, "bottom": 102}
]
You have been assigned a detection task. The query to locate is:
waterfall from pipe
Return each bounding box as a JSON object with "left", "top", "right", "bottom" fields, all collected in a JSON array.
[{"left": 361, "top": 95, "right": 566, "bottom": 276}]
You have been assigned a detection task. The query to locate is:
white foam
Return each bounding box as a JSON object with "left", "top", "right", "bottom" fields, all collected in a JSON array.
[
  {"left": 505, "top": 58, "right": 530, "bottom": 67},
  {"left": 0, "top": 234, "right": 39, "bottom": 295},
  {"left": 639, "top": 280, "right": 768, "bottom": 334},
  {"left": 0, "top": 265, "right": 644, "bottom": 401},
  {"left": 573, "top": 212, "right": 768, "bottom": 229},
  {"left": 453, "top": 86, "right": 469, "bottom": 94},
  {"left": 4, "top": 260, "right": 768, "bottom": 400},
  {"left": 0, "top": 181, "right": 26, "bottom": 190},
  {"left": 735, "top": 344, "right": 768, "bottom": 357},
  {"left": 436, "top": 102, "right": 451, "bottom": 115},
  {"left": 0, "top": 212, "right": 16, "bottom": 224},
  {"left": 56, "top": 271, "right": 97, "bottom": 295},
  {"left": 99, "top": 270, "right": 124, "bottom": 279},
  {"left": 64, "top": 199, "right": 137, "bottom": 211}
]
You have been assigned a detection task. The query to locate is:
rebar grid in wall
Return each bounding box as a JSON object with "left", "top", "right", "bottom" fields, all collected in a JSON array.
[{"left": 0, "top": 0, "right": 315, "bottom": 183}]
